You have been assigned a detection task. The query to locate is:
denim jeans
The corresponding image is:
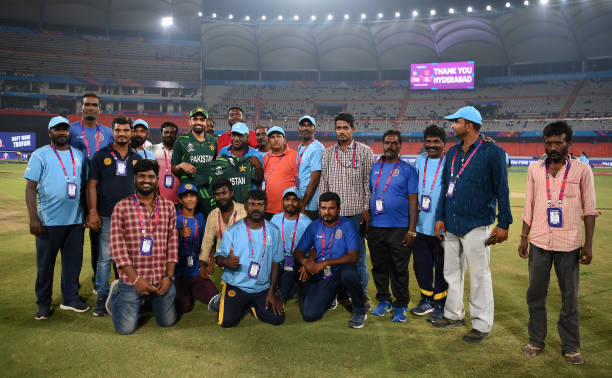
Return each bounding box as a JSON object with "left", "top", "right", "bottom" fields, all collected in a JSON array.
[
  {"left": 110, "top": 280, "right": 177, "bottom": 335},
  {"left": 347, "top": 214, "right": 369, "bottom": 295},
  {"left": 94, "top": 217, "right": 112, "bottom": 296}
]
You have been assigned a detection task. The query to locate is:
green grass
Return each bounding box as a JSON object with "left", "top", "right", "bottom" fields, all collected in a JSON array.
[{"left": 1, "top": 162, "right": 611, "bottom": 377}]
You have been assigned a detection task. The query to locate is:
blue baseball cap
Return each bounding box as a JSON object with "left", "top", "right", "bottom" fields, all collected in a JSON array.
[
  {"left": 48, "top": 116, "right": 71, "bottom": 130},
  {"left": 298, "top": 115, "right": 316, "bottom": 127},
  {"left": 178, "top": 183, "right": 198, "bottom": 196},
  {"left": 133, "top": 119, "right": 149, "bottom": 129},
  {"left": 283, "top": 187, "right": 301, "bottom": 199},
  {"left": 231, "top": 122, "right": 249, "bottom": 135},
  {"left": 267, "top": 126, "right": 285, "bottom": 137},
  {"left": 444, "top": 106, "right": 482, "bottom": 125}
]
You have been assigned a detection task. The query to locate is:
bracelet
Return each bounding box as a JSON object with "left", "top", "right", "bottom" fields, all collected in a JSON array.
[
  {"left": 520, "top": 233, "right": 529, "bottom": 239},
  {"left": 88, "top": 209, "right": 98, "bottom": 215},
  {"left": 133, "top": 275, "right": 140, "bottom": 285}
]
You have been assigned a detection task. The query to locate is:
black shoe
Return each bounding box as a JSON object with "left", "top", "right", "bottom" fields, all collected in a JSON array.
[
  {"left": 60, "top": 300, "right": 90, "bottom": 313},
  {"left": 93, "top": 296, "right": 108, "bottom": 316},
  {"left": 463, "top": 328, "right": 490, "bottom": 343},
  {"left": 35, "top": 306, "right": 53, "bottom": 320},
  {"left": 432, "top": 317, "right": 466, "bottom": 328}
]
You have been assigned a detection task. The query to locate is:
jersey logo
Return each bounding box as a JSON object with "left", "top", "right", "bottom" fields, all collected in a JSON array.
[
  {"left": 215, "top": 166, "right": 223, "bottom": 175},
  {"left": 392, "top": 168, "right": 400, "bottom": 176},
  {"left": 239, "top": 165, "right": 246, "bottom": 172},
  {"left": 186, "top": 143, "right": 195, "bottom": 152},
  {"left": 209, "top": 144, "right": 215, "bottom": 151},
  {"left": 104, "top": 157, "right": 112, "bottom": 166},
  {"left": 266, "top": 235, "right": 272, "bottom": 243},
  {"left": 335, "top": 229, "right": 343, "bottom": 239},
  {"left": 227, "top": 290, "right": 236, "bottom": 297}
]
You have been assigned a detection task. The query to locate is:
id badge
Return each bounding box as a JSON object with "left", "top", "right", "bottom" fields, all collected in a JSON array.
[
  {"left": 116, "top": 161, "right": 127, "bottom": 176},
  {"left": 140, "top": 236, "right": 154, "bottom": 256},
  {"left": 164, "top": 174, "right": 174, "bottom": 188},
  {"left": 421, "top": 195, "right": 431, "bottom": 212},
  {"left": 446, "top": 179, "right": 456, "bottom": 198},
  {"left": 187, "top": 255, "right": 194, "bottom": 267},
  {"left": 66, "top": 182, "right": 77, "bottom": 199},
  {"left": 323, "top": 265, "right": 332, "bottom": 279},
  {"left": 547, "top": 207, "right": 563, "bottom": 228},
  {"left": 283, "top": 255, "right": 294, "bottom": 271},
  {"left": 248, "top": 261, "right": 261, "bottom": 279},
  {"left": 261, "top": 180, "right": 266, "bottom": 191},
  {"left": 374, "top": 198, "right": 385, "bottom": 214}
]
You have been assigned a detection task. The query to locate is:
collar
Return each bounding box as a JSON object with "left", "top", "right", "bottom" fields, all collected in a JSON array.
[
  {"left": 337, "top": 139, "right": 355, "bottom": 150},
  {"left": 458, "top": 135, "right": 483, "bottom": 151},
  {"left": 268, "top": 145, "right": 290, "bottom": 157},
  {"left": 134, "top": 193, "right": 158, "bottom": 206}
]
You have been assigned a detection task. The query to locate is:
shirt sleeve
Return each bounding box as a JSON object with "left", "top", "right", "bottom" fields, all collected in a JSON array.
[
  {"left": 435, "top": 150, "right": 451, "bottom": 223},
  {"left": 271, "top": 228, "right": 284, "bottom": 263},
  {"left": 580, "top": 164, "right": 601, "bottom": 218},
  {"left": 343, "top": 221, "right": 360, "bottom": 251},
  {"left": 295, "top": 223, "right": 314, "bottom": 253},
  {"left": 361, "top": 147, "right": 375, "bottom": 211},
  {"left": 170, "top": 141, "right": 183, "bottom": 166},
  {"left": 200, "top": 211, "right": 217, "bottom": 262},
  {"left": 88, "top": 151, "right": 102, "bottom": 181},
  {"left": 214, "top": 227, "right": 234, "bottom": 258},
  {"left": 491, "top": 147, "right": 513, "bottom": 230},
  {"left": 166, "top": 202, "right": 178, "bottom": 263},
  {"left": 318, "top": 149, "right": 329, "bottom": 195},
  {"left": 110, "top": 201, "right": 132, "bottom": 268},
  {"left": 407, "top": 164, "right": 418, "bottom": 194},
  {"left": 310, "top": 146, "right": 323, "bottom": 172},
  {"left": 23, "top": 150, "right": 43, "bottom": 181},
  {"left": 521, "top": 163, "right": 536, "bottom": 226}
]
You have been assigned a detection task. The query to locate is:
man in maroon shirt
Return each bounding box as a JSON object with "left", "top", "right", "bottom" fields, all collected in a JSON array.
[{"left": 217, "top": 106, "right": 258, "bottom": 152}]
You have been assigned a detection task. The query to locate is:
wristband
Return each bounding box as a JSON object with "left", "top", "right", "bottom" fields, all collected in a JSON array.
[
  {"left": 521, "top": 233, "right": 529, "bottom": 239},
  {"left": 133, "top": 275, "right": 140, "bottom": 285},
  {"left": 89, "top": 209, "right": 98, "bottom": 215}
]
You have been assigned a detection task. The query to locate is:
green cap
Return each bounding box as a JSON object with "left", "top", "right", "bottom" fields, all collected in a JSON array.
[{"left": 189, "top": 107, "right": 209, "bottom": 118}]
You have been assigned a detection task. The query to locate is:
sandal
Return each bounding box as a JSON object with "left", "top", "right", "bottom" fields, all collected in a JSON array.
[
  {"left": 564, "top": 352, "right": 584, "bottom": 365},
  {"left": 522, "top": 344, "right": 542, "bottom": 357}
]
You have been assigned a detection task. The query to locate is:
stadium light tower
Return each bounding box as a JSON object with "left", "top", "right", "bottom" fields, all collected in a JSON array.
[
  {"left": 395, "top": 11, "right": 400, "bottom": 18},
  {"left": 524, "top": 0, "right": 529, "bottom": 5},
  {"left": 467, "top": 6, "right": 473, "bottom": 12},
  {"left": 449, "top": 8, "right": 455, "bottom": 14},
  {"left": 311, "top": 15, "right": 316, "bottom": 21},
  {"left": 327, "top": 14, "right": 333, "bottom": 20},
  {"left": 212, "top": 13, "right": 217, "bottom": 18},
  {"left": 506, "top": 2, "right": 511, "bottom": 7},
  {"left": 294, "top": 15, "right": 299, "bottom": 20},
  {"left": 430, "top": 9, "right": 436, "bottom": 15},
  {"left": 377, "top": 12, "right": 383, "bottom": 19},
  {"left": 161, "top": 16, "right": 173, "bottom": 27},
  {"left": 486, "top": 5, "right": 492, "bottom": 11},
  {"left": 361, "top": 13, "right": 367, "bottom": 20},
  {"left": 412, "top": 10, "right": 418, "bottom": 17}
]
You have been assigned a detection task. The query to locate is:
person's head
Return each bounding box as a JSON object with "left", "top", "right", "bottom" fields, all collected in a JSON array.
[
  {"left": 445, "top": 106, "right": 482, "bottom": 139},
  {"left": 178, "top": 184, "right": 198, "bottom": 211},
  {"left": 205, "top": 118, "right": 215, "bottom": 136},
  {"left": 189, "top": 108, "right": 208, "bottom": 135},
  {"left": 81, "top": 93, "right": 101, "bottom": 122},
  {"left": 131, "top": 119, "right": 149, "bottom": 148},
  {"left": 319, "top": 191, "right": 341, "bottom": 225},
  {"left": 133, "top": 159, "right": 159, "bottom": 195},
  {"left": 543, "top": 121, "right": 573, "bottom": 163},
  {"left": 382, "top": 130, "right": 402, "bottom": 161},
  {"left": 245, "top": 190, "right": 267, "bottom": 222},
  {"left": 423, "top": 124, "right": 446, "bottom": 159},
  {"left": 228, "top": 106, "right": 244, "bottom": 126},
  {"left": 230, "top": 122, "right": 249, "bottom": 151},
  {"left": 298, "top": 115, "right": 316, "bottom": 142},
  {"left": 160, "top": 121, "right": 178, "bottom": 148},
  {"left": 267, "top": 126, "right": 286, "bottom": 152},
  {"left": 212, "top": 177, "right": 234, "bottom": 210},
  {"left": 334, "top": 113, "right": 355, "bottom": 144},
  {"left": 48, "top": 116, "right": 71, "bottom": 147},
  {"left": 255, "top": 125, "right": 269, "bottom": 148},
  {"left": 112, "top": 116, "right": 133, "bottom": 146},
  {"left": 282, "top": 188, "right": 301, "bottom": 216}
]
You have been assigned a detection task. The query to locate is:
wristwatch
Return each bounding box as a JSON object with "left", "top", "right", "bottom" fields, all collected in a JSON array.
[
  {"left": 407, "top": 231, "right": 417, "bottom": 238},
  {"left": 164, "top": 273, "right": 175, "bottom": 282}
]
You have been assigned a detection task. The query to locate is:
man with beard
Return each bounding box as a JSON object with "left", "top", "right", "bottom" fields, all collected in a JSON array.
[
  {"left": 255, "top": 125, "right": 269, "bottom": 154},
  {"left": 214, "top": 190, "right": 285, "bottom": 327},
  {"left": 106, "top": 159, "right": 178, "bottom": 334},
  {"left": 367, "top": 130, "right": 418, "bottom": 323},
  {"left": 171, "top": 108, "right": 217, "bottom": 217},
  {"left": 293, "top": 192, "right": 366, "bottom": 328},
  {"left": 88, "top": 117, "right": 142, "bottom": 316},
  {"left": 132, "top": 119, "right": 154, "bottom": 160},
  {"left": 433, "top": 106, "right": 512, "bottom": 343},
  {"left": 205, "top": 118, "right": 216, "bottom": 138},
  {"left": 271, "top": 188, "right": 312, "bottom": 302},
  {"left": 295, "top": 116, "right": 325, "bottom": 220},
  {"left": 263, "top": 127, "right": 297, "bottom": 219},
  {"left": 152, "top": 122, "right": 180, "bottom": 204},
  {"left": 518, "top": 121, "right": 599, "bottom": 365},
  {"left": 216, "top": 106, "right": 258, "bottom": 152},
  {"left": 26, "top": 116, "right": 89, "bottom": 319}
]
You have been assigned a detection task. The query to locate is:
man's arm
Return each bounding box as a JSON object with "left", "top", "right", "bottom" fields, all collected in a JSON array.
[
  {"left": 518, "top": 165, "right": 535, "bottom": 258},
  {"left": 250, "top": 156, "right": 264, "bottom": 183},
  {"left": 86, "top": 179, "right": 101, "bottom": 231},
  {"left": 301, "top": 170, "right": 321, "bottom": 211},
  {"left": 491, "top": 148, "right": 512, "bottom": 243},
  {"left": 579, "top": 165, "right": 600, "bottom": 265},
  {"left": 25, "top": 179, "right": 43, "bottom": 237},
  {"left": 581, "top": 216, "right": 595, "bottom": 265},
  {"left": 403, "top": 193, "right": 418, "bottom": 248},
  {"left": 303, "top": 250, "right": 359, "bottom": 275},
  {"left": 265, "top": 262, "right": 284, "bottom": 315}
]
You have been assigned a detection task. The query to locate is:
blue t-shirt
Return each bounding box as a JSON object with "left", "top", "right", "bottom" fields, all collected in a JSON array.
[
  {"left": 415, "top": 153, "right": 446, "bottom": 236},
  {"left": 215, "top": 219, "right": 283, "bottom": 293},
  {"left": 136, "top": 148, "right": 155, "bottom": 160},
  {"left": 175, "top": 210, "right": 205, "bottom": 277},
  {"left": 368, "top": 160, "right": 418, "bottom": 228},
  {"left": 24, "top": 145, "right": 87, "bottom": 226},
  {"left": 69, "top": 121, "right": 113, "bottom": 160},
  {"left": 296, "top": 140, "right": 325, "bottom": 211},
  {"left": 218, "top": 146, "right": 265, "bottom": 167},
  {"left": 270, "top": 212, "right": 312, "bottom": 259}
]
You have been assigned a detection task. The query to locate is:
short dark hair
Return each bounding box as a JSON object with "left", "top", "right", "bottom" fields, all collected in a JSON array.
[
  {"left": 82, "top": 93, "right": 100, "bottom": 102},
  {"left": 543, "top": 121, "right": 573, "bottom": 143},
  {"left": 208, "top": 118, "right": 215, "bottom": 126},
  {"left": 212, "top": 177, "right": 233, "bottom": 193},
  {"left": 319, "top": 191, "right": 341, "bottom": 208},
  {"left": 228, "top": 106, "right": 244, "bottom": 115},
  {"left": 133, "top": 159, "right": 159, "bottom": 177},
  {"left": 335, "top": 113, "right": 354, "bottom": 128},
  {"left": 246, "top": 189, "right": 267, "bottom": 204},
  {"left": 466, "top": 120, "right": 481, "bottom": 131},
  {"left": 383, "top": 129, "right": 402, "bottom": 144},
  {"left": 112, "top": 116, "right": 132, "bottom": 129},
  {"left": 423, "top": 124, "right": 446, "bottom": 144},
  {"left": 256, "top": 125, "right": 268, "bottom": 131},
  {"left": 160, "top": 121, "right": 178, "bottom": 133}
]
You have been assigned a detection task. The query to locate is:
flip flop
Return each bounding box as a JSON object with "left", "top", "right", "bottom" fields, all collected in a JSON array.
[
  {"left": 564, "top": 352, "right": 584, "bottom": 365},
  {"left": 522, "top": 344, "right": 542, "bottom": 357}
]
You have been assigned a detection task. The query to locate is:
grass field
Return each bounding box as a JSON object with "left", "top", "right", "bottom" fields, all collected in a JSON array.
[{"left": 0, "top": 161, "right": 611, "bottom": 377}]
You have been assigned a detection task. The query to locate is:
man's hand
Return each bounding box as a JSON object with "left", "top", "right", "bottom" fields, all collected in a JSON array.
[
  {"left": 304, "top": 260, "right": 326, "bottom": 275},
  {"left": 156, "top": 276, "right": 171, "bottom": 296},
  {"left": 434, "top": 221, "right": 446, "bottom": 241},
  {"left": 580, "top": 244, "right": 593, "bottom": 265},
  {"left": 180, "top": 226, "right": 192, "bottom": 238},
  {"left": 490, "top": 226, "right": 508, "bottom": 245},
  {"left": 298, "top": 266, "right": 311, "bottom": 282},
  {"left": 135, "top": 278, "right": 157, "bottom": 295},
  {"left": 179, "top": 162, "right": 196, "bottom": 175},
  {"left": 223, "top": 247, "right": 240, "bottom": 269},
  {"left": 265, "top": 290, "right": 284, "bottom": 315},
  {"left": 402, "top": 232, "right": 416, "bottom": 249},
  {"left": 518, "top": 238, "right": 529, "bottom": 259},
  {"left": 29, "top": 215, "right": 44, "bottom": 237},
  {"left": 89, "top": 213, "right": 101, "bottom": 232},
  {"left": 361, "top": 209, "right": 370, "bottom": 234}
]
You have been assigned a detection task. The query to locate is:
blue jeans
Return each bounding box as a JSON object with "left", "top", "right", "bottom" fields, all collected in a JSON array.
[
  {"left": 347, "top": 214, "right": 369, "bottom": 295},
  {"left": 110, "top": 280, "right": 177, "bottom": 335},
  {"left": 95, "top": 217, "right": 112, "bottom": 296}
]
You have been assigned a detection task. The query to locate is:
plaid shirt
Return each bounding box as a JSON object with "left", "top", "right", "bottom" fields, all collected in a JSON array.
[
  {"left": 319, "top": 140, "right": 374, "bottom": 216},
  {"left": 110, "top": 194, "right": 178, "bottom": 285}
]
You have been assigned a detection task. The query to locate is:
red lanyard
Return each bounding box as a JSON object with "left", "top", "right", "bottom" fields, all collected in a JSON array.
[
  {"left": 422, "top": 154, "right": 445, "bottom": 195},
  {"left": 132, "top": 195, "right": 161, "bottom": 237},
  {"left": 296, "top": 142, "right": 312, "bottom": 172},
  {"left": 51, "top": 145, "right": 76, "bottom": 181},
  {"left": 450, "top": 140, "right": 484, "bottom": 180},
  {"left": 163, "top": 148, "right": 171, "bottom": 173},
  {"left": 374, "top": 159, "right": 401, "bottom": 197},
  {"left": 81, "top": 124, "right": 100, "bottom": 158},
  {"left": 245, "top": 219, "right": 267, "bottom": 261},
  {"left": 218, "top": 210, "right": 238, "bottom": 239},
  {"left": 321, "top": 220, "right": 339, "bottom": 259},
  {"left": 140, "top": 149, "right": 150, "bottom": 159},
  {"left": 281, "top": 214, "right": 300, "bottom": 254},
  {"left": 110, "top": 150, "right": 127, "bottom": 162},
  {"left": 179, "top": 210, "right": 198, "bottom": 253},
  {"left": 335, "top": 141, "right": 357, "bottom": 168},
  {"left": 264, "top": 152, "right": 285, "bottom": 181},
  {"left": 545, "top": 158, "right": 572, "bottom": 207}
]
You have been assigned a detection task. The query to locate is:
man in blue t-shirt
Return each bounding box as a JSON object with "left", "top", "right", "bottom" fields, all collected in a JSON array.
[
  {"left": 367, "top": 130, "right": 418, "bottom": 322},
  {"left": 132, "top": 119, "right": 155, "bottom": 160},
  {"left": 295, "top": 115, "right": 325, "bottom": 220},
  {"left": 25, "top": 116, "right": 90, "bottom": 319},
  {"left": 293, "top": 192, "right": 367, "bottom": 328},
  {"left": 214, "top": 190, "right": 285, "bottom": 327},
  {"left": 270, "top": 187, "right": 312, "bottom": 302}
]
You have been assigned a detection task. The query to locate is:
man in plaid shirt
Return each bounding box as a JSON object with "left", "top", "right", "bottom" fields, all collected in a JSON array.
[{"left": 107, "top": 159, "right": 179, "bottom": 335}]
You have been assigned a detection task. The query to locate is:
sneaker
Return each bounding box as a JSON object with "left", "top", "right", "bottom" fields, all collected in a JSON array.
[
  {"left": 105, "top": 280, "right": 119, "bottom": 316},
  {"left": 410, "top": 299, "right": 435, "bottom": 316},
  {"left": 208, "top": 293, "right": 221, "bottom": 312},
  {"left": 92, "top": 288, "right": 98, "bottom": 295},
  {"left": 93, "top": 296, "right": 108, "bottom": 316},
  {"left": 60, "top": 300, "right": 90, "bottom": 313},
  {"left": 347, "top": 313, "right": 367, "bottom": 329},
  {"left": 35, "top": 306, "right": 53, "bottom": 320},
  {"left": 427, "top": 305, "right": 444, "bottom": 323},
  {"left": 392, "top": 307, "right": 407, "bottom": 323},
  {"left": 463, "top": 328, "right": 490, "bottom": 343},
  {"left": 329, "top": 297, "right": 338, "bottom": 310},
  {"left": 432, "top": 317, "right": 466, "bottom": 328},
  {"left": 371, "top": 301, "right": 392, "bottom": 316}
]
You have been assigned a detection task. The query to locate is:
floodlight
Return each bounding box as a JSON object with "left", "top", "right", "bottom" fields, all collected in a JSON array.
[
  {"left": 377, "top": 12, "right": 383, "bottom": 19},
  {"left": 245, "top": 16, "right": 250, "bottom": 21},
  {"left": 361, "top": 13, "right": 367, "bottom": 19},
  {"left": 412, "top": 10, "right": 419, "bottom": 17},
  {"left": 344, "top": 14, "right": 350, "bottom": 20},
  {"left": 524, "top": 0, "right": 529, "bottom": 5},
  {"left": 262, "top": 15, "right": 267, "bottom": 20},
  {"left": 212, "top": 13, "right": 217, "bottom": 18},
  {"left": 161, "top": 17, "right": 173, "bottom": 27},
  {"left": 328, "top": 14, "right": 333, "bottom": 20},
  {"left": 198, "top": 12, "right": 203, "bottom": 17},
  {"left": 540, "top": 0, "right": 549, "bottom": 4},
  {"left": 506, "top": 2, "right": 511, "bottom": 7},
  {"left": 486, "top": 5, "right": 492, "bottom": 11},
  {"left": 449, "top": 8, "right": 455, "bottom": 14},
  {"left": 395, "top": 11, "right": 401, "bottom": 18},
  {"left": 278, "top": 15, "right": 283, "bottom": 20},
  {"left": 228, "top": 14, "right": 234, "bottom": 19},
  {"left": 294, "top": 15, "right": 299, "bottom": 20},
  {"left": 311, "top": 15, "right": 317, "bottom": 21},
  {"left": 430, "top": 9, "right": 436, "bottom": 15},
  {"left": 467, "top": 6, "right": 473, "bottom": 12}
]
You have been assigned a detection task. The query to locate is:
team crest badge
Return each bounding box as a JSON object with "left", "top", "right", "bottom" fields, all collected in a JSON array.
[
  {"left": 215, "top": 166, "right": 223, "bottom": 175},
  {"left": 335, "top": 229, "right": 343, "bottom": 239},
  {"left": 209, "top": 144, "right": 215, "bottom": 151},
  {"left": 185, "top": 184, "right": 194, "bottom": 189},
  {"left": 104, "top": 158, "right": 112, "bottom": 166},
  {"left": 392, "top": 168, "right": 400, "bottom": 176},
  {"left": 186, "top": 143, "right": 195, "bottom": 152},
  {"left": 228, "top": 290, "right": 236, "bottom": 297},
  {"left": 239, "top": 165, "right": 246, "bottom": 172}
]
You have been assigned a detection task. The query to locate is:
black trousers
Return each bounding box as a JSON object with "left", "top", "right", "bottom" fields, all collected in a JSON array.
[{"left": 413, "top": 233, "right": 448, "bottom": 304}]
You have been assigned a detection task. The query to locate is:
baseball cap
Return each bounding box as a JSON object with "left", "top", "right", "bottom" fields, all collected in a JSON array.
[
  {"left": 189, "top": 107, "right": 209, "bottom": 118},
  {"left": 231, "top": 122, "right": 249, "bottom": 135},
  {"left": 133, "top": 119, "right": 149, "bottom": 129},
  {"left": 298, "top": 115, "right": 316, "bottom": 127},
  {"left": 267, "top": 126, "right": 285, "bottom": 137},
  {"left": 283, "top": 187, "right": 301, "bottom": 199},
  {"left": 178, "top": 183, "right": 198, "bottom": 196},
  {"left": 444, "top": 106, "right": 482, "bottom": 125},
  {"left": 48, "top": 116, "right": 71, "bottom": 130}
]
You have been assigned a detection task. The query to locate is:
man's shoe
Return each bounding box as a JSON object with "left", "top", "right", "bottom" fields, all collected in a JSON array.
[
  {"left": 463, "top": 328, "right": 490, "bottom": 343},
  {"left": 392, "top": 307, "right": 408, "bottom": 323},
  {"left": 93, "top": 296, "right": 108, "bottom": 316},
  {"left": 410, "top": 299, "right": 435, "bottom": 316},
  {"left": 433, "top": 317, "right": 466, "bottom": 328},
  {"left": 427, "top": 305, "right": 445, "bottom": 323},
  {"left": 208, "top": 294, "right": 221, "bottom": 312},
  {"left": 329, "top": 297, "right": 338, "bottom": 310},
  {"left": 35, "top": 306, "right": 53, "bottom": 320},
  {"left": 347, "top": 313, "right": 367, "bottom": 329},
  {"left": 105, "top": 280, "right": 119, "bottom": 316},
  {"left": 60, "top": 300, "right": 90, "bottom": 313},
  {"left": 372, "top": 300, "right": 392, "bottom": 316}
]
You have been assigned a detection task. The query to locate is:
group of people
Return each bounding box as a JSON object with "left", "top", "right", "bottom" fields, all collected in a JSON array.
[{"left": 25, "top": 93, "right": 598, "bottom": 365}]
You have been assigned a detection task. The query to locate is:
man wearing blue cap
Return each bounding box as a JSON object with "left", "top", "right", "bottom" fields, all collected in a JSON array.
[
  {"left": 132, "top": 119, "right": 154, "bottom": 160},
  {"left": 263, "top": 126, "right": 297, "bottom": 220},
  {"left": 25, "top": 116, "right": 89, "bottom": 319},
  {"left": 296, "top": 116, "right": 325, "bottom": 220},
  {"left": 217, "top": 122, "right": 265, "bottom": 168},
  {"left": 433, "top": 106, "right": 512, "bottom": 343}
]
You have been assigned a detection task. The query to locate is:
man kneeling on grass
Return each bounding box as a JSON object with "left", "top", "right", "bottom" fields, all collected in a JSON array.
[{"left": 106, "top": 159, "right": 178, "bottom": 334}]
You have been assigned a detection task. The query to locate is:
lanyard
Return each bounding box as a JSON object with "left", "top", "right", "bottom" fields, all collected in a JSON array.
[
  {"left": 110, "top": 150, "right": 128, "bottom": 162},
  {"left": 132, "top": 195, "right": 161, "bottom": 237},
  {"left": 179, "top": 210, "right": 198, "bottom": 254},
  {"left": 81, "top": 124, "right": 100, "bottom": 157},
  {"left": 218, "top": 210, "right": 238, "bottom": 239},
  {"left": 545, "top": 158, "right": 572, "bottom": 207},
  {"left": 422, "top": 154, "right": 445, "bottom": 196},
  {"left": 321, "top": 220, "right": 340, "bottom": 260},
  {"left": 140, "top": 149, "right": 149, "bottom": 159},
  {"left": 450, "top": 140, "right": 484, "bottom": 180},
  {"left": 245, "top": 219, "right": 267, "bottom": 262},
  {"left": 51, "top": 145, "right": 76, "bottom": 181},
  {"left": 163, "top": 148, "right": 171, "bottom": 173},
  {"left": 296, "top": 142, "right": 312, "bottom": 172},
  {"left": 264, "top": 152, "right": 285, "bottom": 181},
  {"left": 374, "top": 159, "right": 401, "bottom": 198},
  {"left": 335, "top": 141, "right": 357, "bottom": 169},
  {"left": 281, "top": 214, "right": 300, "bottom": 254}
]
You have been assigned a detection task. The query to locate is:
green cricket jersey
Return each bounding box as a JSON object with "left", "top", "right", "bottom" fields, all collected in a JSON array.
[
  {"left": 209, "top": 156, "right": 259, "bottom": 204},
  {"left": 171, "top": 131, "right": 217, "bottom": 188}
]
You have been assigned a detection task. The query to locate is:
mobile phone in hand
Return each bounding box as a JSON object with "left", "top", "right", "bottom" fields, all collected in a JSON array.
[{"left": 484, "top": 233, "right": 497, "bottom": 247}]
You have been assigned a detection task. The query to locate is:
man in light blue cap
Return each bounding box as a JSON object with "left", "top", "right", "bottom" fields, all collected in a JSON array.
[
  {"left": 263, "top": 126, "right": 298, "bottom": 219},
  {"left": 217, "top": 122, "right": 265, "bottom": 167},
  {"left": 132, "top": 119, "right": 154, "bottom": 160},
  {"left": 296, "top": 115, "right": 325, "bottom": 220}
]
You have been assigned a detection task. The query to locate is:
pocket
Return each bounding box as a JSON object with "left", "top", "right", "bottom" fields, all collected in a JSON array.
[{"left": 564, "top": 181, "right": 580, "bottom": 197}]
